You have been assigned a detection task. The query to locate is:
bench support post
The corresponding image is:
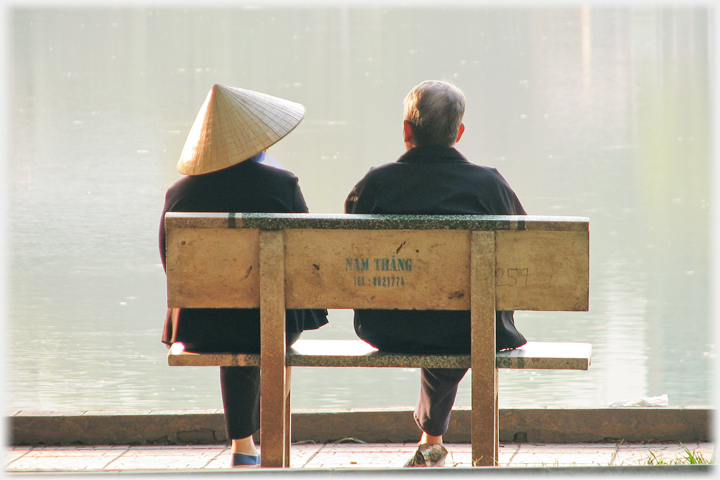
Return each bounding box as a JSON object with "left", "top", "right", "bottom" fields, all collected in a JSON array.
[
  {"left": 259, "top": 230, "right": 288, "bottom": 467},
  {"left": 470, "top": 231, "right": 498, "bottom": 466}
]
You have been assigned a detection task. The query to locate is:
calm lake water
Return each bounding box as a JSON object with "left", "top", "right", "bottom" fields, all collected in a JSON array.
[{"left": 7, "top": 6, "right": 714, "bottom": 413}]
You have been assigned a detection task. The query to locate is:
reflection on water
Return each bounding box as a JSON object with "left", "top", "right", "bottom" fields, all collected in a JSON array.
[{"left": 8, "top": 7, "right": 713, "bottom": 412}]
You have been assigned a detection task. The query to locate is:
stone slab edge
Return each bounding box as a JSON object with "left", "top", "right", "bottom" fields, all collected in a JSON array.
[{"left": 7, "top": 406, "right": 712, "bottom": 446}]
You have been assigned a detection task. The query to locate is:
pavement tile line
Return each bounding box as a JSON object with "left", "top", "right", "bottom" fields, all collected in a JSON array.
[
  {"left": 503, "top": 443, "right": 521, "bottom": 466},
  {"left": 203, "top": 446, "right": 230, "bottom": 469},
  {"left": 609, "top": 443, "right": 620, "bottom": 465},
  {"left": 99, "top": 446, "right": 131, "bottom": 470},
  {"left": 298, "top": 443, "right": 325, "bottom": 468}
]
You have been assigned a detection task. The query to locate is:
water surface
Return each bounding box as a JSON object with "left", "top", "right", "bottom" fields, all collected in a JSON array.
[{"left": 7, "top": 6, "right": 713, "bottom": 412}]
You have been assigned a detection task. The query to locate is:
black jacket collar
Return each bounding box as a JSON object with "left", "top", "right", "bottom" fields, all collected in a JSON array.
[{"left": 397, "top": 146, "right": 469, "bottom": 164}]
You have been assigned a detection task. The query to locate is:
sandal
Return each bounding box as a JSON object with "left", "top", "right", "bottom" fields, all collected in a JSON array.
[
  {"left": 404, "top": 443, "right": 447, "bottom": 467},
  {"left": 232, "top": 452, "right": 261, "bottom": 467}
]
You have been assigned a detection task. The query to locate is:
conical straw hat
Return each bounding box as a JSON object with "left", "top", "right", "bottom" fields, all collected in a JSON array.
[{"left": 177, "top": 84, "right": 305, "bottom": 175}]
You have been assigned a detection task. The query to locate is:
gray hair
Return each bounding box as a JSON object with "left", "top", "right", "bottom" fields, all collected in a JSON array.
[{"left": 403, "top": 80, "right": 466, "bottom": 147}]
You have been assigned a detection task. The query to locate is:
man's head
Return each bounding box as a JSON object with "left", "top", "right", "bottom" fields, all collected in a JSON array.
[{"left": 403, "top": 80, "right": 466, "bottom": 148}]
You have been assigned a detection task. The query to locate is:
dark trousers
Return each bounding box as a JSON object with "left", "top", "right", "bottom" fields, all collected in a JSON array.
[
  {"left": 354, "top": 318, "right": 468, "bottom": 437},
  {"left": 182, "top": 326, "right": 301, "bottom": 440},
  {"left": 172, "top": 310, "right": 307, "bottom": 440},
  {"left": 414, "top": 367, "right": 468, "bottom": 436},
  {"left": 353, "top": 309, "right": 525, "bottom": 437},
  {"left": 218, "top": 331, "right": 301, "bottom": 439}
]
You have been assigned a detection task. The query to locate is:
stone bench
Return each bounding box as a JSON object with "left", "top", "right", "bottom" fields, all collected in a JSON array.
[{"left": 164, "top": 213, "right": 591, "bottom": 467}]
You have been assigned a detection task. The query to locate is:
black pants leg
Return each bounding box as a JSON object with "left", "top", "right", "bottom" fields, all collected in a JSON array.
[
  {"left": 414, "top": 367, "right": 468, "bottom": 437},
  {"left": 220, "top": 331, "right": 301, "bottom": 439},
  {"left": 354, "top": 309, "right": 525, "bottom": 439},
  {"left": 354, "top": 311, "right": 479, "bottom": 438},
  {"left": 220, "top": 366, "right": 261, "bottom": 439}
]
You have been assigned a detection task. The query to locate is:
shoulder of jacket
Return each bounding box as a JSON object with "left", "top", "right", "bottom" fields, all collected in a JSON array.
[
  {"left": 251, "top": 161, "right": 299, "bottom": 181},
  {"left": 366, "top": 161, "right": 405, "bottom": 176}
]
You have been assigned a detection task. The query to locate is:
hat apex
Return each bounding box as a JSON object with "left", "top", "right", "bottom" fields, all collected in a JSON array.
[{"left": 177, "top": 84, "right": 305, "bottom": 175}]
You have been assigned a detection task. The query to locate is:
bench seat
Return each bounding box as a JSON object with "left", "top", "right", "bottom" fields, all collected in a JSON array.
[{"left": 168, "top": 339, "right": 591, "bottom": 370}]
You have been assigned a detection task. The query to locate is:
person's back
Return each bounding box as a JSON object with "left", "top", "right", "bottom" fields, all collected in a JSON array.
[
  {"left": 161, "top": 158, "right": 326, "bottom": 352},
  {"left": 163, "top": 159, "right": 302, "bottom": 215},
  {"left": 345, "top": 143, "right": 525, "bottom": 216},
  {"left": 344, "top": 80, "right": 527, "bottom": 467}
]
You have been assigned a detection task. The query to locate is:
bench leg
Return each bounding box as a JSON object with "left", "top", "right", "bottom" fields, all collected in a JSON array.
[
  {"left": 259, "top": 230, "right": 288, "bottom": 467},
  {"left": 470, "top": 231, "right": 498, "bottom": 467},
  {"left": 471, "top": 368, "right": 499, "bottom": 466}
]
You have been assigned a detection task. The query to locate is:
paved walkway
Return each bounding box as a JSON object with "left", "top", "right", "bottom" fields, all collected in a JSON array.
[{"left": 4, "top": 441, "right": 714, "bottom": 473}]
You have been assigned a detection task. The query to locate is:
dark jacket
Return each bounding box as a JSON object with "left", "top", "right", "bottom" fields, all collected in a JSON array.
[
  {"left": 345, "top": 145, "right": 526, "bottom": 352},
  {"left": 160, "top": 159, "right": 328, "bottom": 352}
]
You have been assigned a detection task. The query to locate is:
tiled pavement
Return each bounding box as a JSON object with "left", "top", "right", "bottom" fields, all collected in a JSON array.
[{"left": 4, "top": 441, "right": 715, "bottom": 472}]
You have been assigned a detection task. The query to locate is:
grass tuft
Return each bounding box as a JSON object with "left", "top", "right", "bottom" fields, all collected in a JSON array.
[{"left": 640, "top": 444, "right": 713, "bottom": 465}]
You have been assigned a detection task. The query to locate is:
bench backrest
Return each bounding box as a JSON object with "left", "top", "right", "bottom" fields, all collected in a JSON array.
[{"left": 165, "top": 213, "right": 589, "bottom": 312}]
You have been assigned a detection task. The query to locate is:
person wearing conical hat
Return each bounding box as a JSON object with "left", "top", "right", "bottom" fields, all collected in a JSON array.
[{"left": 159, "top": 84, "right": 328, "bottom": 467}]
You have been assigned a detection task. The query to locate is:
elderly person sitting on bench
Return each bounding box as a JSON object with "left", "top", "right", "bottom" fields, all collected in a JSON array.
[
  {"left": 159, "top": 84, "right": 328, "bottom": 468},
  {"left": 345, "top": 80, "right": 528, "bottom": 467}
]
